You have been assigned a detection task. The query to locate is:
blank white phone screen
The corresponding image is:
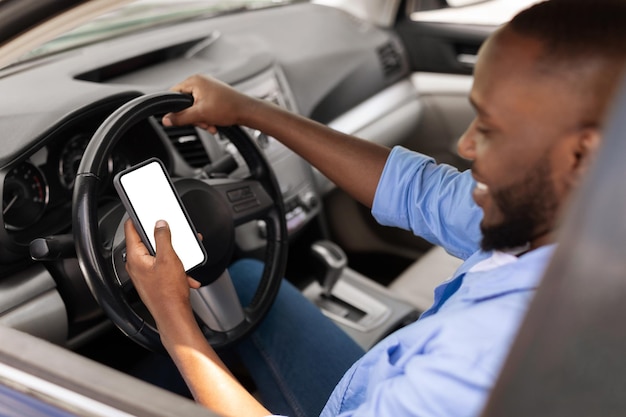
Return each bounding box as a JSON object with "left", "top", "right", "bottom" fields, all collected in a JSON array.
[{"left": 120, "top": 161, "right": 205, "bottom": 271}]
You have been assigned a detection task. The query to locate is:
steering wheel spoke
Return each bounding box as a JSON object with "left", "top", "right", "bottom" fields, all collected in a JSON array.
[{"left": 190, "top": 270, "right": 245, "bottom": 332}]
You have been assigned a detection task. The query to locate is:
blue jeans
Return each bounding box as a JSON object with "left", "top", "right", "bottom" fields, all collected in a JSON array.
[
  {"left": 133, "top": 259, "right": 364, "bottom": 417},
  {"left": 229, "top": 259, "right": 365, "bottom": 417}
]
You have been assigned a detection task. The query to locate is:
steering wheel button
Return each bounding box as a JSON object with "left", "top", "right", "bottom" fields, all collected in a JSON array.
[
  {"left": 233, "top": 199, "right": 260, "bottom": 212},
  {"left": 227, "top": 186, "right": 254, "bottom": 202}
]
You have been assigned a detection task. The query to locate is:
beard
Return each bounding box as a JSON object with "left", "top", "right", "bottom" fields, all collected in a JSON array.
[{"left": 480, "top": 157, "right": 560, "bottom": 252}]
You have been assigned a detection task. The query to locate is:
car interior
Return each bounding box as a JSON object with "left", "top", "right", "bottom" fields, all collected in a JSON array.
[{"left": 0, "top": 0, "right": 541, "bottom": 413}]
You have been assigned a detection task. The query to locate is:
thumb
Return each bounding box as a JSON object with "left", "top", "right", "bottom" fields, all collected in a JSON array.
[
  {"left": 162, "top": 111, "right": 189, "bottom": 127},
  {"left": 161, "top": 113, "right": 175, "bottom": 127},
  {"left": 153, "top": 220, "right": 175, "bottom": 257},
  {"left": 163, "top": 108, "right": 205, "bottom": 130}
]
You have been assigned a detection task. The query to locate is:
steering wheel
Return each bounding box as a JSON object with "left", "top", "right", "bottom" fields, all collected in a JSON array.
[{"left": 73, "top": 92, "right": 288, "bottom": 351}]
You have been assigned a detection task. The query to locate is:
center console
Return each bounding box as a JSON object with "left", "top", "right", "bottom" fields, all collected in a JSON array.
[{"left": 303, "top": 240, "right": 419, "bottom": 350}]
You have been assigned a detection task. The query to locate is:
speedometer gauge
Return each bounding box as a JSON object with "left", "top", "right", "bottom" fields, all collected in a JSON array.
[
  {"left": 2, "top": 161, "right": 49, "bottom": 230},
  {"left": 59, "top": 133, "right": 89, "bottom": 189},
  {"left": 59, "top": 133, "right": 131, "bottom": 188}
]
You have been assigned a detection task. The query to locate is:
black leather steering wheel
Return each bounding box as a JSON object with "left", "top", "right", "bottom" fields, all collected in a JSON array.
[{"left": 73, "top": 92, "right": 288, "bottom": 351}]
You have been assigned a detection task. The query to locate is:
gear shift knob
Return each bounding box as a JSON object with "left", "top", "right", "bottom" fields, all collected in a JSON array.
[{"left": 311, "top": 240, "right": 347, "bottom": 296}]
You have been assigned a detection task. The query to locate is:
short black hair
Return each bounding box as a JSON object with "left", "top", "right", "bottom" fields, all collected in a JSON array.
[
  {"left": 510, "top": 0, "right": 626, "bottom": 63},
  {"left": 508, "top": 0, "right": 626, "bottom": 124}
]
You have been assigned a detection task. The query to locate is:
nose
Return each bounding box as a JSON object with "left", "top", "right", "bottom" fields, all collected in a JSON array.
[{"left": 457, "top": 119, "right": 477, "bottom": 160}]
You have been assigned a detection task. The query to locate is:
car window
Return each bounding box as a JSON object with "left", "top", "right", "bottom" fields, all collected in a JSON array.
[{"left": 408, "top": 0, "right": 542, "bottom": 26}]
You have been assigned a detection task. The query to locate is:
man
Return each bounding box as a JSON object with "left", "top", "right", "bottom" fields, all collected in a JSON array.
[{"left": 124, "top": 1, "right": 626, "bottom": 417}]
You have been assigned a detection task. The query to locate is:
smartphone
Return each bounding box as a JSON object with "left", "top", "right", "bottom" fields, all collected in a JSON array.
[{"left": 113, "top": 158, "right": 207, "bottom": 273}]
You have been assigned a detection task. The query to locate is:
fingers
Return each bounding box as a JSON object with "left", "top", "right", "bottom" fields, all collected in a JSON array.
[
  {"left": 124, "top": 219, "right": 150, "bottom": 258},
  {"left": 124, "top": 218, "right": 141, "bottom": 244},
  {"left": 169, "top": 77, "right": 197, "bottom": 95},
  {"left": 163, "top": 116, "right": 217, "bottom": 133},
  {"left": 125, "top": 219, "right": 198, "bottom": 288},
  {"left": 163, "top": 76, "right": 205, "bottom": 127},
  {"left": 187, "top": 277, "right": 201, "bottom": 289},
  {"left": 153, "top": 221, "right": 201, "bottom": 290},
  {"left": 162, "top": 75, "right": 225, "bottom": 132}
]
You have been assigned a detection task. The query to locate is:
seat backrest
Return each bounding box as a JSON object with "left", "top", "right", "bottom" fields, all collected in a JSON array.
[{"left": 388, "top": 245, "right": 463, "bottom": 312}]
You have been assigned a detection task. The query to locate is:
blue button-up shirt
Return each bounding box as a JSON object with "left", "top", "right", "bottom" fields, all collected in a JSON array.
[{"left": 320, "top": 146, "right": 554, "bottom": 417}]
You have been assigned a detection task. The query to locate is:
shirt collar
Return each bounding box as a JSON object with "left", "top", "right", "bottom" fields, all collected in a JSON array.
[{"left": 459, "top": 244, "right": 556, "bottom": 302}]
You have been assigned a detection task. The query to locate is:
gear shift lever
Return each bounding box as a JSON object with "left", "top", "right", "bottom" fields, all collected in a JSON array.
[{"left": 311, "top": 240, "right": 347, "bottom": 297}]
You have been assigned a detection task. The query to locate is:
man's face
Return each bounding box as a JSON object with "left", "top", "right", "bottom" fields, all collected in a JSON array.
[{"left": 458, "top": 29, "right": 581, "bottom": 251}]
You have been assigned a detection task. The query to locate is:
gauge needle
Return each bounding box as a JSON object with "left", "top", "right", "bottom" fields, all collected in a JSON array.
[{"left": 3, "top": 194, "right": 18, "bottom": 215}]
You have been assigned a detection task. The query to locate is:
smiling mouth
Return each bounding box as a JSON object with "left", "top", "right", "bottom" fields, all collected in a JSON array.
[
  {"left": 476, "top": 182, "right": 488, "bottom": 191},
  {"left": 472, "top": 181, "right": 489, "bottom": 206}
]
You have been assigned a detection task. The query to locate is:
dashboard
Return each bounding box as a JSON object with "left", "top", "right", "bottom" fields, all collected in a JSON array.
[
  {"left": 0, "top": 66, "right": 323, "bottom": 262},
  {"left": 0, "top": 2, "right": 412, "bottom": 346}
]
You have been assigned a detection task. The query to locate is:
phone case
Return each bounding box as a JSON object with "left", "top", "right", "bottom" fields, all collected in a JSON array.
[{"left": 113, "top": 157, "right": 207, "bottom": 272}]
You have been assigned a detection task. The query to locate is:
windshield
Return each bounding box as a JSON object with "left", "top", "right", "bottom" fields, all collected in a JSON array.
[{"left": 18, "top": 0, "right": 295, "bottom": 63}]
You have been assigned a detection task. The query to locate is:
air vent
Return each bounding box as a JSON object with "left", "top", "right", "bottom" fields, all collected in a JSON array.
[
  {"left": 377, "top": 41, "right": 404, "bottom": 78},
  {"left": 163, "top": 124, "right": 210, "bottom": 168}
]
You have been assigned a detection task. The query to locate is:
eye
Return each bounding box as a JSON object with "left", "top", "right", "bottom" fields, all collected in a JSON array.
[{"left": 476, "top": 125, "right": 492, "bottom": 136}]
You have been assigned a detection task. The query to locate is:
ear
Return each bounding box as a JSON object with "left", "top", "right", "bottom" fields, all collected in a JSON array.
[{"left": 569, "top": 126, "right": 602, "bottom": 186}]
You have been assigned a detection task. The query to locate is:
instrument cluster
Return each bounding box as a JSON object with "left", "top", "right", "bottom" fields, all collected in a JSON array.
[{"left": 1, "top": 114, "right": 168, "bottom": 243}]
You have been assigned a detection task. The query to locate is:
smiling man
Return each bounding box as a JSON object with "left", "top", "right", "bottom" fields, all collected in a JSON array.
[
  {"left": 461, "top": 12, "right": 616, "bottom": 253},
  {"left": 124, "top": 1, "right": 626, "bottom": 417}
]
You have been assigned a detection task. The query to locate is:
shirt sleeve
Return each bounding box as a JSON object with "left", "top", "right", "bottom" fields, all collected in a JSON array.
[{"left": 371, "top": 146, "right": 482, "bottom": 259}]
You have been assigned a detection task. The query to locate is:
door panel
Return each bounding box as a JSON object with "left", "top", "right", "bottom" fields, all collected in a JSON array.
[
  {"left": 396, "top": 19, "right": 491, "bottom": 75},
  {"left": 407, "top": 72, "right": 473, "bottom": 170}
]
